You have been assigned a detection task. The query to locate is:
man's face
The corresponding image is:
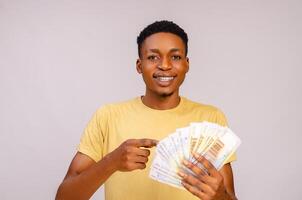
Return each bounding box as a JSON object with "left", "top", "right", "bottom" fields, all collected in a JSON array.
[{"left": 136, "top": 32, "right": 189, "bottom": 97}]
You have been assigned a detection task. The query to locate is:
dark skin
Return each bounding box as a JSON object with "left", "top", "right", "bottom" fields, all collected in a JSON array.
[
  {"left": 55, "top": 32, "right": 237, "bottom": 200},
  {"left": 137, "top": 32, "right": 237, "bottom": 200},
  {"left": 179, "top": 154, "right": 237, "bottom": 200},
  {"left": 55, "top": 139, "right": 157, "bottom": 200},
  {"left": 136, "top": 32, "right": 189, "bottom": 110}
]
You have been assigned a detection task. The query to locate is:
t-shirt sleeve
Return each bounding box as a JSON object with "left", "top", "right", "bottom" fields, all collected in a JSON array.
[
  {"left": 211, "top": 108, "right": 237, "bottom": 164},
  {"left": 77, "top": 106, "right": 108, "bottom": 162}
]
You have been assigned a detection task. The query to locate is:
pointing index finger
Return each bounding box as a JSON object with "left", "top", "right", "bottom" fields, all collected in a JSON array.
[{"left": 133, "top": 138, "right": 158, "bottom": 148}]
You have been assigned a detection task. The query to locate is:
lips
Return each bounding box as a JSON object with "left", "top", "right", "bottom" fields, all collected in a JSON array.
[
  {"left": 157, "top": 76, "right": 174, "bottom": 81},
  {"left": 153, "top": 74, "right": 176, "bottom": 86}
]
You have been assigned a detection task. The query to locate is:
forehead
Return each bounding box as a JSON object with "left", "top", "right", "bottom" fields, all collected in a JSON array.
[{"left": 141, "top": 32, "right": 185, "bottom": 53}]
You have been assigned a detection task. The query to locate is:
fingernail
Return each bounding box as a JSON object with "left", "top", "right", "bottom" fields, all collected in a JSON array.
[
  {"left": 183, "top": 160, "right": 189, "bottom": 166},
  {"left": 193, "top": 153, "right": 199, "bottom": 158},
  {"left": 178, "top": 171, "right": 186, "bottom": 178}
]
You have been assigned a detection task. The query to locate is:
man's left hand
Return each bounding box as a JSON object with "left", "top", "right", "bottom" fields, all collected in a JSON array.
[{"left": 178, "top": 153, "right": 231, "bottom": 200}]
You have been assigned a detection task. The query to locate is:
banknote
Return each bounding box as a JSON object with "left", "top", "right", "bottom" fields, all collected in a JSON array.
[{"left": 149, "top": 121, "right": 241, "bottom": 189}]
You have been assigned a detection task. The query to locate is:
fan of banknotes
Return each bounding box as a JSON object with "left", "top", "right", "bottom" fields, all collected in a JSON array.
[{"left": 149, "top": 121, "right": 241, "bottom": 189}]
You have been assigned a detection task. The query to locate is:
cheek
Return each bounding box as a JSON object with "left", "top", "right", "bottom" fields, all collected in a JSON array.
[
  {"left": 141, "top": 65, "right": 156, "bottom": 78},
  {"left": 174, "top": 60, "right": 188, "bottom": 69},
  {"left": 176, "top": 66, "right": 188, "bottom": 76},
  {"left": 141, "top": 70, "right": 154, "bottom": 84}
]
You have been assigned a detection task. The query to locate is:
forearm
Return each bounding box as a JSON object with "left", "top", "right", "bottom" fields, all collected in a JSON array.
[
  {"left": 225, "top": 191, "right": 238, "bottom": 200},
  {"left": 55, "top": 154, "right": 116, "bottom": 200}
]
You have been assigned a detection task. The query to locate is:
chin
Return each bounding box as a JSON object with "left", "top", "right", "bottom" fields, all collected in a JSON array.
[
  {"left": 158, "top": 91, "right": 174, "bottom": 97},
  {"left": 149, "top": 86, "right": 178, "bottom": 98}
]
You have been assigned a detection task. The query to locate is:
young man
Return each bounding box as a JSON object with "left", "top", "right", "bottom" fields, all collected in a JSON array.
[{"left": 56, "top": 20, "right": 238, "bottom": 200}]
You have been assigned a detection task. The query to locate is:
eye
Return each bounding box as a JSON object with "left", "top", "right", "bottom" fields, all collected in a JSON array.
[
  {"left": 171, "top": 55, "right": 182, "bottom": 60},
  {"left": 147, "top": 55, "right": 159, "bottom": 61}
]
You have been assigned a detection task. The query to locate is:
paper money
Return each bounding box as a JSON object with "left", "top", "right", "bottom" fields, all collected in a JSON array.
[{"left": 149, "top": 121, "right": 241, "bottom": 189}]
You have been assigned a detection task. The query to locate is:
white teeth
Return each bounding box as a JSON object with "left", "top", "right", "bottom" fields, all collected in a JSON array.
[{"left": 157, "top": 76, "right": 174, "bottom": 81}]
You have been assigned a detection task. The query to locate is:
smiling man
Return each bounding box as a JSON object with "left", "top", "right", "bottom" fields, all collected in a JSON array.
[{"left": 56, "top": 20, "right": 238, "bottom": 200}]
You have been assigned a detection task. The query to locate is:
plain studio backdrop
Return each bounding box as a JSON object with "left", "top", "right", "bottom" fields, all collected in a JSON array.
[{"left": 1, "top": 0, "right": 301, "bottom": 199}]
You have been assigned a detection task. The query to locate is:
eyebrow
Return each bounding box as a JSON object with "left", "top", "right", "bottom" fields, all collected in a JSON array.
[
  {"left": 148, "top": 48, "right": 181, "bottom": 53},
  {"left": 170, "top": 48, "right": 181, "bottom": 53}
]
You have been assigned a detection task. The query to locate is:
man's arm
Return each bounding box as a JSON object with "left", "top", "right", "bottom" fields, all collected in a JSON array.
[
  {"left": 219, "top": 163, "right": 237, "bottom": 200},
  {"left": 55, "top": 152, "right": 115, "bottom": 200},
  {"left": 56, "top": 139, "right": 157, "bottom": 200}
]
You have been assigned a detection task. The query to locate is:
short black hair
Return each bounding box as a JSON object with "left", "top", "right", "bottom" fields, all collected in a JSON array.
[{"left": 137, "top": 20, "right": 188, "bottom": 58}]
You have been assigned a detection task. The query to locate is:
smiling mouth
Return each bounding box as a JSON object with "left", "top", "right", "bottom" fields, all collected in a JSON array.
[
  {"left": 152, "top": 75, "right": 176, "bottom": 87},
  {"left": 156, "top": 76, "right": 174, "bottom": 81},
  {"left": 153, "top": 73, "right": 176, "bottom": 81}
]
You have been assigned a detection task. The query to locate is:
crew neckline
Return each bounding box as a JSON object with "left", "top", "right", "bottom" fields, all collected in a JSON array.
[{"left": 136, "top": 96, "right": 186, "bottom": 113}]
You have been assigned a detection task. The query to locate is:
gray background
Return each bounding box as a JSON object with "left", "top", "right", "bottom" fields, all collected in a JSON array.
[{"left": 1, "top": 0, "right": 301, "bottom": 199}]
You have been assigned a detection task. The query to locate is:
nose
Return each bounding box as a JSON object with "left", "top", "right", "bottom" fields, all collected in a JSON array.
[{"left": 158, "top": 57, "right": 172, "bottom": 71}]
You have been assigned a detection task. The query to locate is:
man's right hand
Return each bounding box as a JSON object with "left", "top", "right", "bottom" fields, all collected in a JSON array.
[
  {"left": 109, "top": 138, "right": 158, "bottom": 172},
  {"left": 55, "top": 138, "right": 158, "bottom": 200}
]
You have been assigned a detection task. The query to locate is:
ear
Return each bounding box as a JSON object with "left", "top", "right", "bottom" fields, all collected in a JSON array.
[
  {"left": 136, "top": 58, "right": 142, "bottom": 74},
  {"left": 186, "top": 57, "right": 190, "bottom": 73}
]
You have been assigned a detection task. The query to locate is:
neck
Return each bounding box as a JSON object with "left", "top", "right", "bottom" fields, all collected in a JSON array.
[{"left": 141, "top": 90, "right": 181, "bottom": 110}]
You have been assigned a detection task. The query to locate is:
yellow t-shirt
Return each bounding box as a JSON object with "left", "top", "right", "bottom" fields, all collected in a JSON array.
[{"left": 78, "top": 97, "right": 236, "bottom": 200}]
